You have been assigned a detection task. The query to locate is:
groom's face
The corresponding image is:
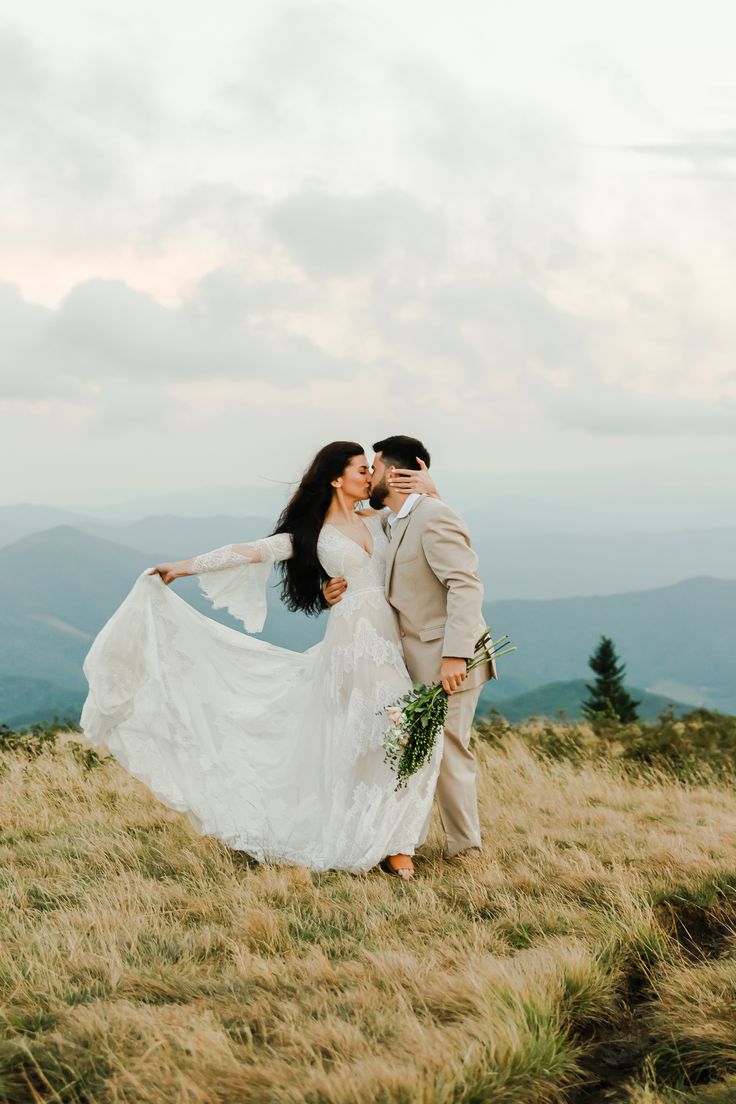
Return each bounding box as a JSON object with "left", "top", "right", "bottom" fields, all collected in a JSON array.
[{"left": 369, "top": 452, "right": 391, "bottom": 509}]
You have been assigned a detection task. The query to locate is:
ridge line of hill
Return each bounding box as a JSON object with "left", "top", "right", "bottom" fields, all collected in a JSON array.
[
  {"left": 1, "top": 524, "right": 734, "bottom": 717},
  {"left": 2, "top": 524, "right": 734, "bottom": 603}
]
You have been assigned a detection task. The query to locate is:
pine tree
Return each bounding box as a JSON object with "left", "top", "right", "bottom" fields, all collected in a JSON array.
[{"left": 582, "top": 636, "right": 640, "bottom": 723}]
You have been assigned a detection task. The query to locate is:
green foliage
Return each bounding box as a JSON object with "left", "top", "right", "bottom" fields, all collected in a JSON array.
[
  {"left": 385, "top": 630, "right": 514, "bottom": 789},
  {"left": 621, "top": 707, "right": 736, "bottom": 780},
  {"left": 384, "top": 682, "right": 449, "bottom": 789},
  {"left": 0, "top": 717, "right": 81, "bottom": 759},
  {"left": 476, "top": 708, "right": 736, "bottom": 784},
  {"left": 583, "top": 635, "right": 641, "bottom": 724},
  {"left": 66, "top": 742, "right": 110, "bottom": 773}
]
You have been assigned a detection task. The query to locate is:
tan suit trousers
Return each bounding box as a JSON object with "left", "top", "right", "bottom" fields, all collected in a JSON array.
[{"left": 418, "top": 681, "right": 483, "bottom": 857}]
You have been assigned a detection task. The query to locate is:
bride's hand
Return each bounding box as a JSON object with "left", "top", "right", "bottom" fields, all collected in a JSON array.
[
  {"left": 147, "top": 560, "right": 192, "bottom": 585},
  {"left": 388, "top": 457, "right": 439, "bottom": 498}
]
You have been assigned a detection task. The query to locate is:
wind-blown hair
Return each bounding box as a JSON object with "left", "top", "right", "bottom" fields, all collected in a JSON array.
[{"left": 273, "top": 441, "right": 365, "bottom": 616}]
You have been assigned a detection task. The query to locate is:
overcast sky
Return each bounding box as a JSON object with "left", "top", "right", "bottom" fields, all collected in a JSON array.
[{"left": 1, "top": 0, "right": 734, "bottom": 529}]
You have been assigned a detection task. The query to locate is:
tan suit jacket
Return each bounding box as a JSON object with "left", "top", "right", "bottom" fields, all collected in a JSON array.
[{"left": 384, "top": 496, "right": 496, "bottom": 692}]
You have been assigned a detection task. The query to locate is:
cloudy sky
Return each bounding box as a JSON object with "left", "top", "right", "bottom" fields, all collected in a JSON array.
[{"left": 1, "top": 0, "right": 734, "bottom": 528}]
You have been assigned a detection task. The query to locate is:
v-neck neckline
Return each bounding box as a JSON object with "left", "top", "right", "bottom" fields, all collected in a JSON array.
[{"left": 323, "top": 516, "right": 375, "bottom": 559}]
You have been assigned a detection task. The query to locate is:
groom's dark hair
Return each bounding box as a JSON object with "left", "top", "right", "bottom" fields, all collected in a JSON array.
[{"left": 372, "top": 435, "right": 431, "bottom": 471}]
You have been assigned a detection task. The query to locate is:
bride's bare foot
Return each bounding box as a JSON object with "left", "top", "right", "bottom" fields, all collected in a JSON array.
[{"left": 380, "top": 853, "right": 414, "bottom": 879}]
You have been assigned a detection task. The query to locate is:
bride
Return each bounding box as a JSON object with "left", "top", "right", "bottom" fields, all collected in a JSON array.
[{"left": 81, "top": 441, "right": 442, "bottom": 878}]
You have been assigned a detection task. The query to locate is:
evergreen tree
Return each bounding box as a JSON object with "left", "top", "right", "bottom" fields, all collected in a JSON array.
[{"left": 582, "top": 636, "right": 640, "bottom": 723}]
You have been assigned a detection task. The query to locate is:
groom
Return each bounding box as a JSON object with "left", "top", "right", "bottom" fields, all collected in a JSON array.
[{"left": 326, "top": 435, "right": 495, "bottom": 859}]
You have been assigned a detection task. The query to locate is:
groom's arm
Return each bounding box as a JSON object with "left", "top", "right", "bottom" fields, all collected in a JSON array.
[
  {"left": 420, "top": 505, "right": 484, "bottom": 662},
  {"left": 323, "top": 577, "right": 347, "bottom": 604}
]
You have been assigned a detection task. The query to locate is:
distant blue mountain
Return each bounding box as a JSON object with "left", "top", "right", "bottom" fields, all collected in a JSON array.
[
  {"left": 3, "top": 503, "right": 736, "bottom": 602},
  {"left": 1, "top": 525, "right": 734, "bottom": 724},
  {"left": 0, "top": 676, "right": 85, "bottom": 728},
  {"left": 482, "top": 679, "right": 691, "bottom": 724},
  {"left": 483, "top": 576, "right": 736, "bottom": 715}
]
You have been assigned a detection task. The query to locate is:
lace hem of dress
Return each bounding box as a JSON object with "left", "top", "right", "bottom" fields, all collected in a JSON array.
[{"left": 83, "top": 698, "right": 440, "bottom": 872}]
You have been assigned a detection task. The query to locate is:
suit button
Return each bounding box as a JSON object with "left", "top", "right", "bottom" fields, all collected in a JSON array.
[{"left": 400, "top": 630, "right": 406, "bottom": 637}]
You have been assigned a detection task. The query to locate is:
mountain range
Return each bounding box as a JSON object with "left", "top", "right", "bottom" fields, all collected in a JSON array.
[
  {"left": 0, "top": 676, "right": 87, "bottom": 730},
  {"left": 481, "top": 574, "right": 735, "bottom": 714},
  {"left": 2, "top": 502, "right": 736, "bottom": 601},
  {"left": 489, "top": 680, "right": 690, "bottom": 724},
  {"left": 1, "top": 521, "right": 733, "bottom": 725}
]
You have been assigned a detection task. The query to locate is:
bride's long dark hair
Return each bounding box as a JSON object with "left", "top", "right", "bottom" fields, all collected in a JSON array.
[{"left": 273, "top": 441, "right": 365, "bottom": 616}]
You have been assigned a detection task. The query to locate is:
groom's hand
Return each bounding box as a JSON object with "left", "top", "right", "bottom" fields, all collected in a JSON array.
[
  {"left": 441, "top": 657, "right": 467, "bottom": 694},
  {"left": 323, "top": 577, "right": 347, "bottom": 606}
]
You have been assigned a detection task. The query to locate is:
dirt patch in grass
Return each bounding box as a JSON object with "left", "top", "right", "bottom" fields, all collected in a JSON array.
[{"left": 570, "top": 889, "right": 736, "bottom": 1103}]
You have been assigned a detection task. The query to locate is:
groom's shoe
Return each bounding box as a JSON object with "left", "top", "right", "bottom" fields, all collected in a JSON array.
[
  {"left": 379, "top": 853, "right": 415, "bottom": 880},
  {"left": 447, "top": 846, "right": 483, "bottom": 869}
]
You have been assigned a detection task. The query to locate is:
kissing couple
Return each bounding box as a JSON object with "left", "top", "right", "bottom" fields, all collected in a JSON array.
[{"left": 81, "top": 435, "right": 496, "bottom": 879}]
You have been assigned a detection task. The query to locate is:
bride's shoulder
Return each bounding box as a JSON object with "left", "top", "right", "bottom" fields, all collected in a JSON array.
[
  {"left": 360, "top": 508, "right": 388, "bottom": 530},
  {"left": 358, "top": 507, "right": 387, "bottom": 518}
]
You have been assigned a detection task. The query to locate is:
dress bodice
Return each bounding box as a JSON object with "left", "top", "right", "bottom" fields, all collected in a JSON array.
[{"left": 317, "top": 513, "right": 388, "bottom": 594}]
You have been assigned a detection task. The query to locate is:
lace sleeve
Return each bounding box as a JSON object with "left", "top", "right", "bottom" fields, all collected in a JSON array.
[
  {"left": 191, "top": 545, "right": 255, "bottom": 573},
  {"left": 191, "top": 533, "right": 293, "bottom": 633},
  {"left": 248, "top": 532, "right": 293, "bottom": 564}
]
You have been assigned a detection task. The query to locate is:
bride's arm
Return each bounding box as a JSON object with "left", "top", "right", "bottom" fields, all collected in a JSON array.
[
  {"left": 147, "top": 533, "right": 293, "bottom": 633},
  {"left": 148, "top": 533, "right": 293, "bottom": 585},
  {"left": 387, "top": 457, "right": 440, "bottom": 499}
]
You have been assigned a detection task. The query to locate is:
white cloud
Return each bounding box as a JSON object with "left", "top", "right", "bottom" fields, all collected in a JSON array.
[
  {"left": 268, "top": 189, "right": 447, "bottom": 276},
  {"left": 0, "top": 25, "right": 161, "bottom": 249},
  {"left": 1, "top": 0, "right": 735, "bottom": 519},
  {"left": 549, "top": 386, "right": 736, "bottom": 437},
  {"left": 0, "top": 274, "right": 345, "bottom": 419}
]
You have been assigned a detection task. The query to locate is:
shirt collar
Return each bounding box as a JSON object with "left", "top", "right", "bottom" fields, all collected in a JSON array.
[{"left": 387, "top": 493, "right": 421, "bottom": 527}]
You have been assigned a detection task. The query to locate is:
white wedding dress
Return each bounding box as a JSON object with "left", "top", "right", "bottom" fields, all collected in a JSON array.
[{"left": 80, "top": 512, "right": 442, "bottom": 872}]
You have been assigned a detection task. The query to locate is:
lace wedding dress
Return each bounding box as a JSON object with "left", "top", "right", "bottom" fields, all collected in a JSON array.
[{"left": 80, "top": 512, "right": 442, "bottom": 872}]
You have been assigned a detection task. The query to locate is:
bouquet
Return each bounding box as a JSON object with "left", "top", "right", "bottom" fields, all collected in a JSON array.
[{"left": 383, "top": 629, "right": 516, "bottom": 790}]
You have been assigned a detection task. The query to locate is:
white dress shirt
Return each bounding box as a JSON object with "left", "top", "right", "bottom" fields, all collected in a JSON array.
[{"left": 386, "top": 493, "right": 421, "bottom": 536}]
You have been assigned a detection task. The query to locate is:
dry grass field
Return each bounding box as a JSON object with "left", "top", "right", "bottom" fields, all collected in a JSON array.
[{"left": 2, "top": 717, "right": 736, "bottom": 1104}]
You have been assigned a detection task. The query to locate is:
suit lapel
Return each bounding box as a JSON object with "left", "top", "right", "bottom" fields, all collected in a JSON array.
[{"left": 384, "top": 501, "right": 421, "bottom": 595}]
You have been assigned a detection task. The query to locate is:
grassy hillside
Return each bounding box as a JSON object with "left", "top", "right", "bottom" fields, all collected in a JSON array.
[{"left": 2, "top": 715, "right": 736, "bottom": 1103}]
